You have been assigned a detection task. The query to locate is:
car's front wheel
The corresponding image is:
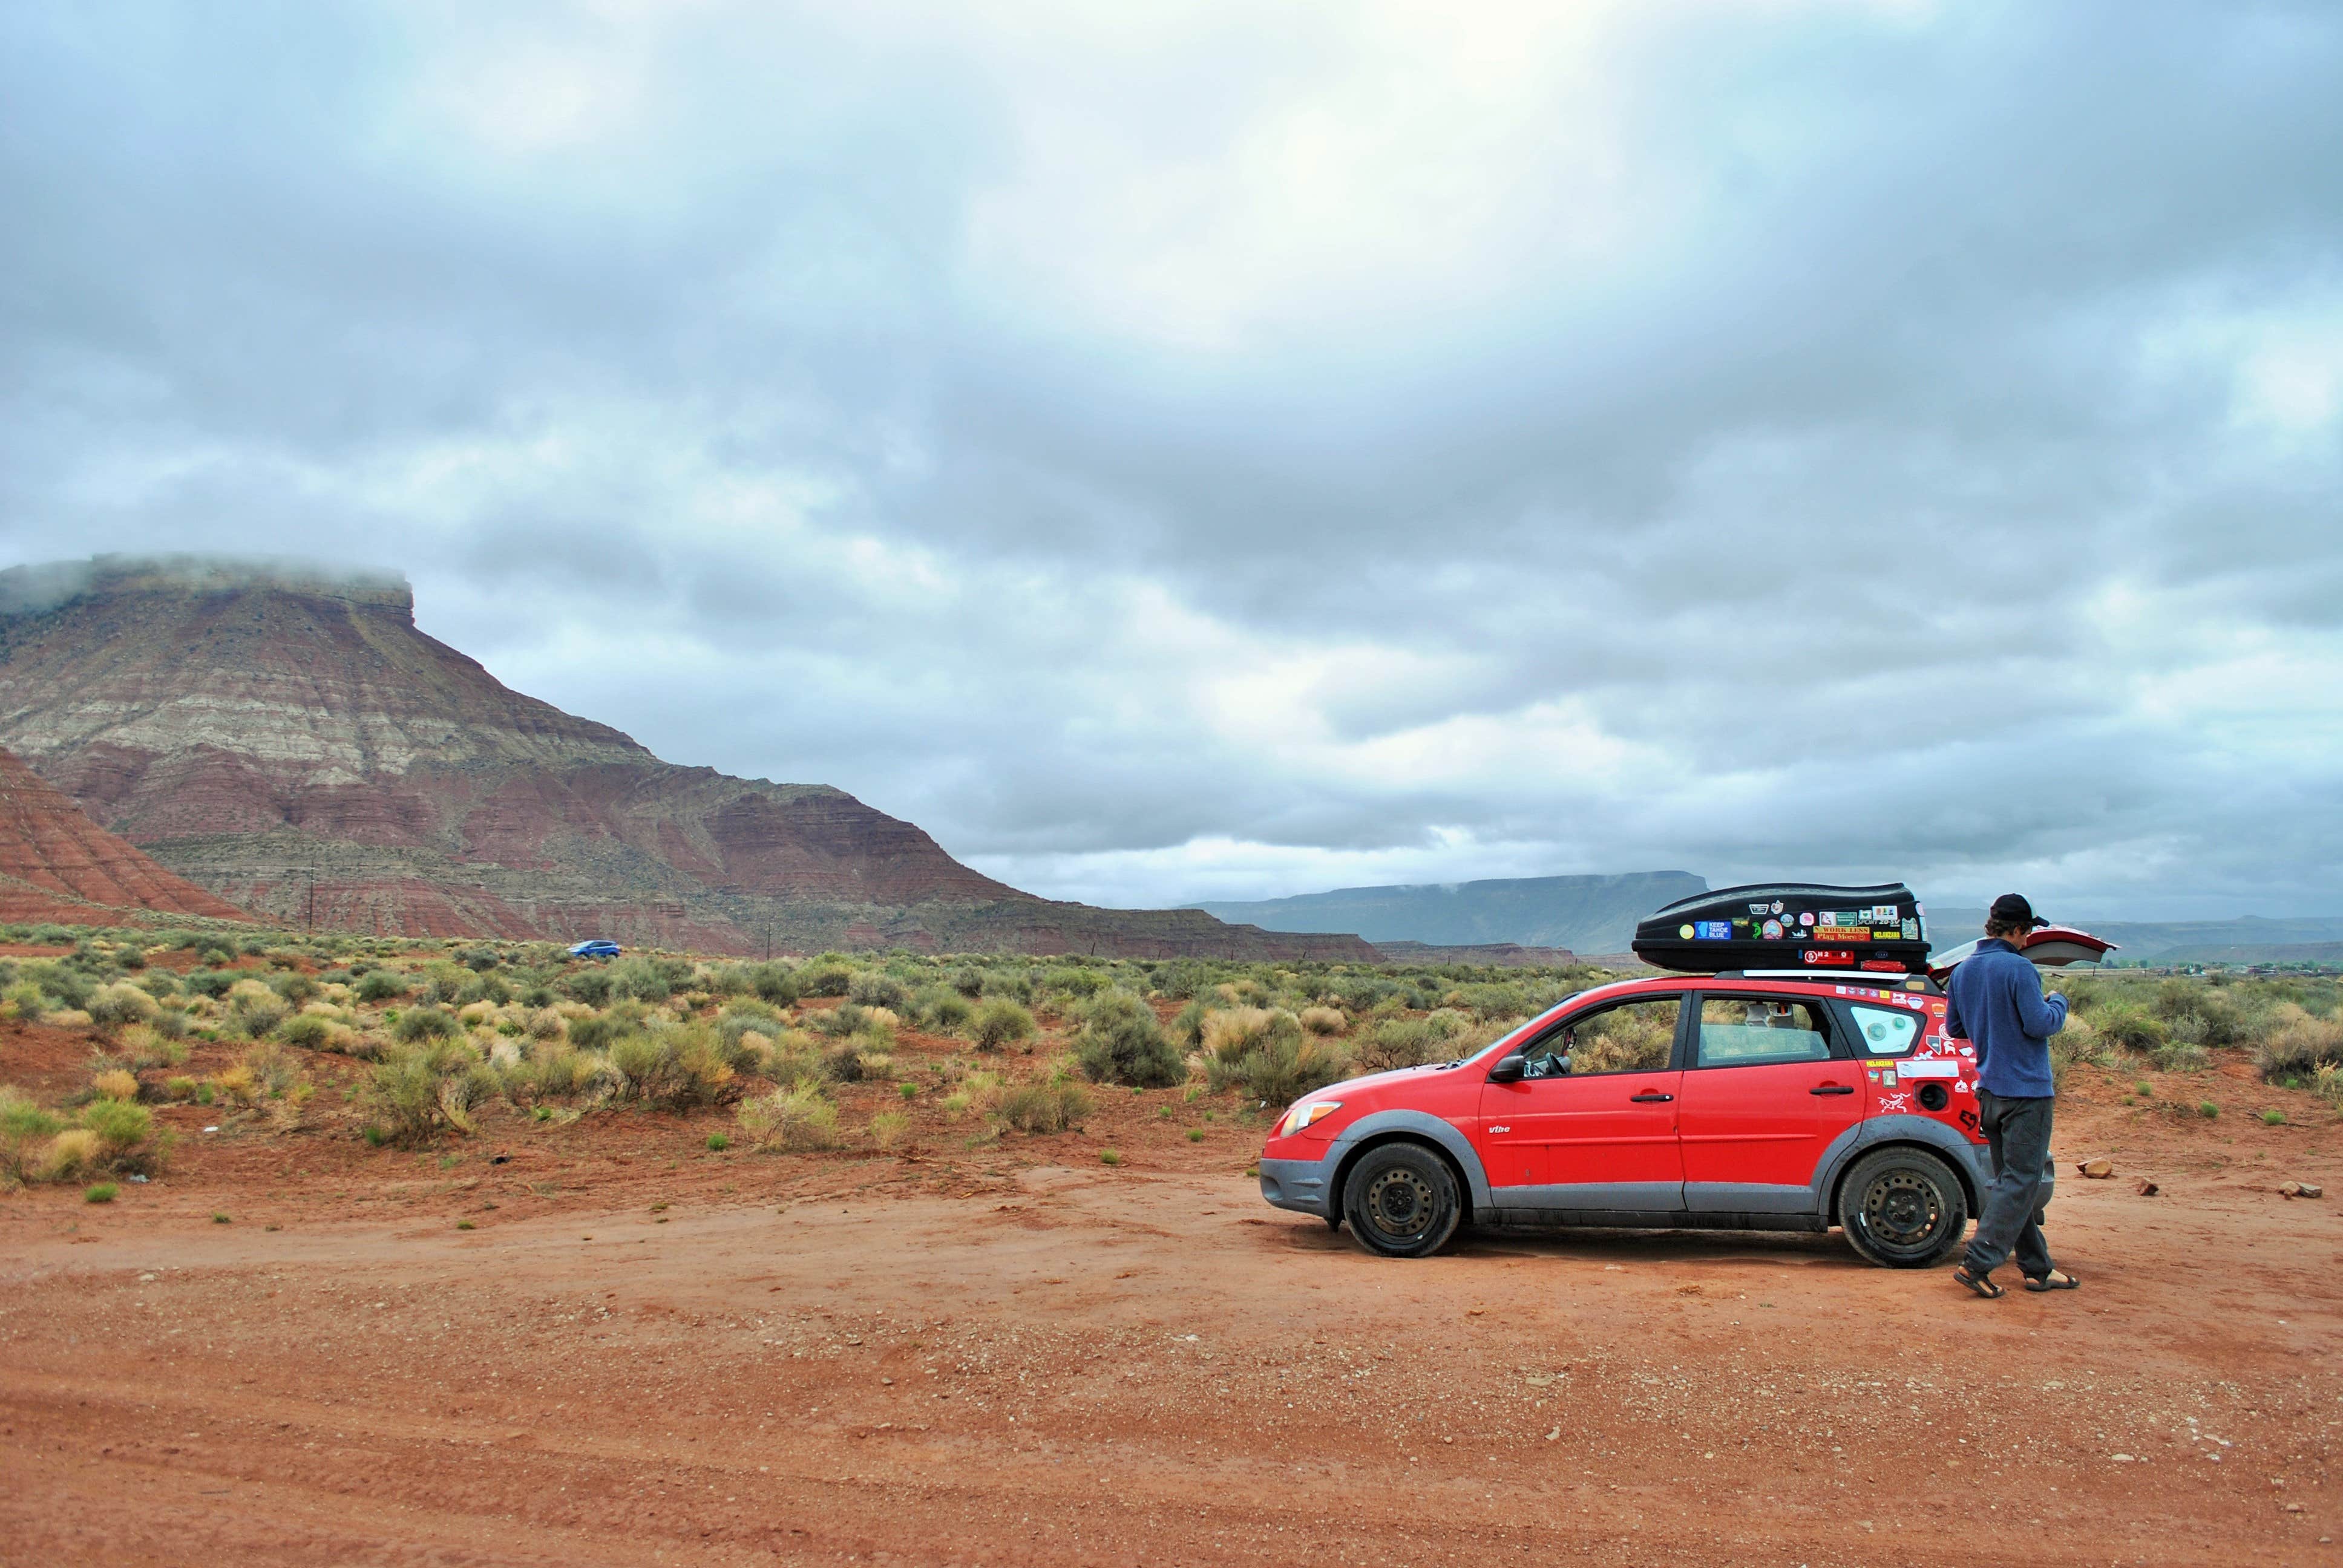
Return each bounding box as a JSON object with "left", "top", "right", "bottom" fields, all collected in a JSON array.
[
  {"left": 1837, "top": 1146, "right": 1968, "bottom": 1267},
  {"left": 1342, "top": 1143, "right": 1462, "bottom": 1258}
]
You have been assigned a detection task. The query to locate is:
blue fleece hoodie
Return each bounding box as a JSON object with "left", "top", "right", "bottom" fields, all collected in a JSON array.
[{"left": 1943, "top": 938, "right": 2069, "bottom": 1098}]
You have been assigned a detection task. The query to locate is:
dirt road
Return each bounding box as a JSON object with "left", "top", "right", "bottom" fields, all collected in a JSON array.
[{"left": 4, "top": 1082, "right": 2341, "bottom": 1566}]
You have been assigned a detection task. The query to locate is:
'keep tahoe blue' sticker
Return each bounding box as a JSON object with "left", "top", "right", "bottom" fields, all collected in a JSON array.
[{"left": 1693, "top": 921, "right": 1734, "bottom": 940}]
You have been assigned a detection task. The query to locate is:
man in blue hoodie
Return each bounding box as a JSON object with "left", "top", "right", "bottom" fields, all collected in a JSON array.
[{"left": 1944, "top": 893, "right": 2078, "bottom": 1299}]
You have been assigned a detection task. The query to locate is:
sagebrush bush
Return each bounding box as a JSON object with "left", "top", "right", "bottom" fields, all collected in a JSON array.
[
  {"left": 796, "top": 959, "right": 853, "bottom": 998},
  {"left": 1199, "top": 1006, "right": 1285, "bottom": 1062},
  {"left": 607, "top": 1026, "right": 738, "bottom": 1109},
  {"left": 736, "top": 1083, "right": 838, "bottom": 1151},
  {"left": 395, "top": 1005, "right": 459, "bottom": 1044},
  {"left": 2091, "top": 1005, "right": 2168, "bottom": 1054},
  {"left": 2255, "top": 1005, "right": 2343, "bottom": 1083},
  {"left": 87, "top": 983, "right": 160, "bottom": 1028},
  {"left": 971, "top": 999, "right": 1035, "bottom": 1051},
  {"left": 355, "top": 969, "right": 408, "bottom": 1003},
  {"left": 1, "top": 1086, "right": 65, "bottom": 1184},
  {"left": 366, "top": 1040, "right": 487, "bottom": 1145},
  {"left": 996, "top": 1079, "right": 1092, "bottom": 1134},
  {"left": 1072, "top": 993, "right": 1184, "bottom": 1088},
  {"left": 918, "top": 990, "right": 973, "bottom": 1034},
  {"left": 1206, "top": 1010, "right": 1349, "bottom": 1105},
  {"left": 951, "top": 967, "right": 986, "bottom": 999},
  {"left": 847, "top": 970, "right": 910, "bottom": 1011},
  {"left": 1297, "top": 1005, "right": 1348, "bottom": 1037},
  {"left": 90, "top": 1068, "right": 140, "bottom": 1102},
  {"left": 280, "top": 1013, "right": 335, "bottom": 1050},
  {"left": 868, "top": 1110, "right": 910, "bottom": 1150}
]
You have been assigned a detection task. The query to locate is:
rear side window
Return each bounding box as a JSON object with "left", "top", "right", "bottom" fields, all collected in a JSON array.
[
  {"left": 1847, "top": 1004, "right": 1920, "bottom": 1056},
  {"left": 1694, "top": 998, "right": 1830, "bottom": 1067}
]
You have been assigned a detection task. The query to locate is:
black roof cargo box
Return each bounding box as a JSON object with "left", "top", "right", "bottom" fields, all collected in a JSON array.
[{"left": 1633, "top": 881, "right": 1928, "bottom": 976}]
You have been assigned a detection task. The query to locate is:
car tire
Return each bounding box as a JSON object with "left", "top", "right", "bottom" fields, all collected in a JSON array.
[
  {"left": 1342, "top": 1143, "right": 1462, "bottom": 1258},
  {"left": 1837, "top": 1146, "right": 1968, "bottom": 1268}
]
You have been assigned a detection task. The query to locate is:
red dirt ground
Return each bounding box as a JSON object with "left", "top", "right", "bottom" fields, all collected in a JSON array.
[{"left": 4, "top": 1023, "right": 2339, "bottom": 1566}]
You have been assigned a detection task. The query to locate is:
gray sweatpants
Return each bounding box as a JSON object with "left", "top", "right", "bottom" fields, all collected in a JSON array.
[{"left": 1962, "top": 1089, "right": 2057, "bottom": 1279}]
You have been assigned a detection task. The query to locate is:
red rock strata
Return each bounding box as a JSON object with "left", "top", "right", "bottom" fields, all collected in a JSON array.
[
  {"left": 0, "top": 745, "right": 250, "bottom": 924},
  {"left": 0, "top": 556, "right": 1371, "bottom": 959}
]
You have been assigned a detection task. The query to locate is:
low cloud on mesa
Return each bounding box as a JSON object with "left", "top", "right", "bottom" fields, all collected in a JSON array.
[{"left": 4, "top": 2, "right": 2339, "bottom": 920}]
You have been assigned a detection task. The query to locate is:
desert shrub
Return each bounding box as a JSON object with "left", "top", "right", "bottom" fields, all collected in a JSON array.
[
  {"left": 269, "top": 972, "right": 321, "bottom": 1007},
  {"left": 796, "top": 959, "right": 853, "bottom": 997},
  {"left": 87, "top": 983, "right": 160, "bottom": 1029},
  {"left": 80, "top": 1094, "right": 157, "bottom": 1161},
  {"left": 560, "top": 967, "right": 614, "bottom": 1006},
  {"left": 971, "top": 999, "right": 1035, "bottom": 1051},
  {"left": 2092, "top": 1005, "right": 2169, "bottom": 1055},
  {"left": 736, "top": 1083, "right": 839, "bottom": 1151},
  {"left": 1, "top": 1086, "right": 65, "bottom": 1184},
  {"left": 39, "top": 1128, "right": 100, "bottom": 1182},
  {"left": 607, "top": 1026, "right": 738, "bottom": 1109},
  {"left": 2255, "top": 1005, "right": 2343, "bottom": 1083},
  {"left": 182, "top": 968, "right": 236, "bottom": 999},
  {"left": 90, "top": 1068, "right": 140, "bottom": 1102},
  {"left": 996, "top": 1079, "right": 1092, "bottom": 1134},
  {"left": 1200, "top": 1006, "right": 1285, "bottom": 1062},
  {"left": 1046, "top": 966, "right": 1110, "bottom": 1001},
  {"left": 280, "top": 1013, "right": 335, "bottom": 1050},
  {"left": 2151, "top": 1040, "right": 2211, "bottom": 1074},
  {"left": 1207, "top": 1010, "right": 1349, "bottom": 1105},
  {"left": 715, "top": 999, "right": 784, "bottom": 1048},
  {"left": 567, "top": 1001, "right": 646, "bottom": 1053},
  {"left": 2315, "top": 1063, "right": 2343, "bottom": 1110},
  {"left": 1169, "top": 999, "right": 1208, "bottom": 1050},
  {"left": 525, "top": 1007, "right": 566, "bottom": 1042},
  {"left": 1072, "top": 993, "right": 1184, "bottom": 1088},
  {"left": 6, "top": 981, "right": 48, "bottom": 1021},
  {"left": 501, "top": 1045, "right": 603, "bottom": 1104},
  {"left": 840, "top": 969, "right": 903, "bottom": 1009},
  {"left": 1353, "top": 1018, "right": 1440, "bottom": 1074},
  {"left": 395, "top": 1005, "right": 460, "bottom": 1044},
  {"left": 609, "top": 955, "right": 691, "bottom": 1003},
  {"left": 1297, "top": 1005, "right": 1348, "bottom": 1037},
  {"left": 951, "top": 967, "right": 987, "bottom": 999},
  {"left": 366, "top": 1040, "right": 488, "bottom": 1145},
  {"left": 355, "top": 969, "right": 408, "bottom": 1003},
  {"left": 164, "top": 1076, "right": 197, "bottom": 1100},
  {"left": 85, "top": 1181, "right": 119, "bottom": 1203},
  {"left": 917, "top": 988, "right": 973, "bottom": 1034},
  {"left": 133, "top": 970, "right": 181, "bottom": 999},
  {"left": 151, "top": 1008, "right": 189, "bottom": 1042},
  {"left": 868, "top": 1110, "right": 910, "bottom": 1150}
]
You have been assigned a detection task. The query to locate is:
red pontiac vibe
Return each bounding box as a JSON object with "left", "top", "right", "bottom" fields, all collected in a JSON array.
[{"left": 1256, "top": 881, "right": 2112, "bottom": 1263}]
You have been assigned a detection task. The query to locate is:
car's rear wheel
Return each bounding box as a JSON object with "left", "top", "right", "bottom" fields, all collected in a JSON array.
[
  {"left": 1342, "top": 1143, "right": 1462, "bottom": 1258},
  {"left": 1838, "top": 1146, "right": 1967, "bottom": 1268}
]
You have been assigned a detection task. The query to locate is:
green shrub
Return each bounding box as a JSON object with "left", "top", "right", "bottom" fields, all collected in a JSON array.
[
  {"left": 2093, "top": 1005, "right": 2169, "bottom": 1054},
  {"left": 951, "top": 967, "right": 987, "bottom": 999},
  {"left": 746, "top": 962, "right": 800, "bottom": 1006},
  {"left": 796, "top": 959, "right": 853, "bottom": 998},
  {"left": 182, "top": 969, "right": 236, "bottom": 999},
  {"left": 868, "top": 1110, "right": 909, "bottom": 1150},
  {"left": 2200, "top": 1100, "right": 2220, "bottom": 1119},
  {"left": 87, "top": 982, "right": 160, "bottom": 1028},
  {"left": 609, "top": 955, "right": 691, "bottom": 1004},
  {"left": 606, "top": 1025, "right": 738, "bottom": 1109},
  {"left": 270, "top": 972, "right": 321, "bottom": 1006},
  {"left": 560, "top": 968, "right": 614, "bottom": 1006},
  {"left": 2254, "top": 1006, "right": 2343, "bottom": 1083},
  {"left": 227, "top": 995, "right": 289, "bottom": 1040},
  {"left": 7, "top": 982, "right": 45, "bottom": 1021},
  {"left": 85, "top": 1182, "right": 118, "bottom": 1203},
  {"left": 1072, "top": 993, "right": 1184, "bottom": 1088},
  {"left": 0, "top": 1086, "right": 66, "bottom": 1184},
  {"left": 996, "top": 1080, "right": 1092, "bottom": 1134},
  {"left": 971, "top": 998, "right": 1035, "bottom": 1052},
  {"left": 365, "top": 1040, "right": 484, "bottom": 1145},
  {"left": 2262, "top": 1109, "right": 2287, "bottom": 1126},
  {"left": 1353, "top": 1017, "right": 1439, "bottom": 1073},
  {"left": 355, "top": 970, "right": 409, "bottom": 1003},
  {"left": 736, "top": 1083, "right": 838, "bottom": 1151},
  {"left": 706, "top": 1131, "right": 730, "bottom": 1151},
  {"left": 280, "top": 1013, "right": 335, "bottom": 1050},
  {"left": 918, "top": 989, "right": 973, "bottom": 1034},
  {"left": 394, "top": 1005, "right": 459, "bottom": 1044},
  {"left": 2150, "top": 1040, "right": 2210, "bottom": 1074},
  {"left": 1207, "top": 1011, "right": 1349, "bottom": 1105},
  {"left": 846, "top": 970, "right": 909, "bottom": 1010}
]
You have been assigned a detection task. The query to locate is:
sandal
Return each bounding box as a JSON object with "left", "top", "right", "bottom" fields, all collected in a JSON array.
[
  {"left": 2024, "top": 1269, "right": 2080, "bottom": 1292},
  {"left": 1952, "top": 1265, "right": 2004, "bottom": 1299}
]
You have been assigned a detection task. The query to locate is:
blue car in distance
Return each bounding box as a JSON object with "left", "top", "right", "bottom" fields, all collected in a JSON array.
[{"left": 568, "top": 939, "right": 621, "bottom": 959}]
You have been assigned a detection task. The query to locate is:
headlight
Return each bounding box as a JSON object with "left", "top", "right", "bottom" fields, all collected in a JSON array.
[{"left": 1277, "top": 1100, "right": 1342, "bottom": 1137}]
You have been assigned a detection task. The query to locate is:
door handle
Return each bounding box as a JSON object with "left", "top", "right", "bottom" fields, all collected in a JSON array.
[
  {"left": 1629, "top": 1092, "right": 1674, "bottom": 1103},
  {"left": 1810, "top": 1084, "right": 1855, "bottom": 1096}
]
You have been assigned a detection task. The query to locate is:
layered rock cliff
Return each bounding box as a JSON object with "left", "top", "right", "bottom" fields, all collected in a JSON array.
[
  {"left": 0, "top": 743, "right": 251, "bottom": 925},
  {"left": 0, "top": 556, "right": 1372, "bottom": 959}
]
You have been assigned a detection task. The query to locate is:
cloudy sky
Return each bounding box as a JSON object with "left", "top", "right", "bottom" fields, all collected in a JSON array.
[{"left": 4, "top": 1, "right": 2340, "bottom": 920}]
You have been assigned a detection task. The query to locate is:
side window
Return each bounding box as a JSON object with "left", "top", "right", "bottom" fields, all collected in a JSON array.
[
  {"left": 1696, "top": 998, "right": 1832, "bottom": 1067},
  {"left": 1525, "top": 997, "right": 1680, "bottom": 1077},
  {"left": 1847, "top": 1004, "right": 1920, "bottom": 1057}
]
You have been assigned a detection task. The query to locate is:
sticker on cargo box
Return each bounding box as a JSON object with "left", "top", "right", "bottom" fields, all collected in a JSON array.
[
  {"left": 1693, "top": 921, "right": 1733, "bottom": 940},
  {"left": 1898, "top": 1059, "right": 1959, "bottom": 1080},
  {"left": 1816, "top": 925, "right": 1871, "bottom": 941},
  {"left": 1761, "top": 920, "right": 1783, "bottom": 939},
  {"left": 1801, "top": 949, "right": 1854, "bottom": 966}
]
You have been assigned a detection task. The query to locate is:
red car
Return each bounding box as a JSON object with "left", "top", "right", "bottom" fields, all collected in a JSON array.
[{"left": 1257, "top": 883, "right": 2111, "bottom": 1265}]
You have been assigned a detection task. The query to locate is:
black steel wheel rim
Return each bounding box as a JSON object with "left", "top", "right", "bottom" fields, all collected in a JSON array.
[
  {"left": 1363, "top": 1166, "right": 1437, "bottom": 1240},
  {"left": 1862, "top": 1169, "right": 1944, "bottom": 1248}
]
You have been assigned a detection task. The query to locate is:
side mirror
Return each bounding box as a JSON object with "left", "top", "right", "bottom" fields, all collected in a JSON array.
[{"left": 1487, "top": 1053, "right": 1527, "bottom": 1083}]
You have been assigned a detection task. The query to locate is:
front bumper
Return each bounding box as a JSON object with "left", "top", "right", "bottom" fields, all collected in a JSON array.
[{"left": 1259, "top": 1153, "right": 1336, "bottom": 1218}]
